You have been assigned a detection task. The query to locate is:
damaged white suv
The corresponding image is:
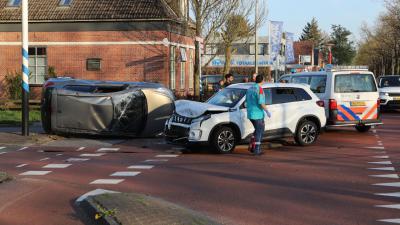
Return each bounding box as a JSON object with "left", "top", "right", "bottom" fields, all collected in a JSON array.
[{"left": 165, "top": 83, "right": 326, "bottom": 153}]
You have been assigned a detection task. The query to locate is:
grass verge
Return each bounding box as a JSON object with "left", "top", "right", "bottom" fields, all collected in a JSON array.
[
  {"left": 0, "top": 171, "right": 12, "bottom": 183},
  {"left": 0, "top": 110, "right": 41, "bottom": 125}
]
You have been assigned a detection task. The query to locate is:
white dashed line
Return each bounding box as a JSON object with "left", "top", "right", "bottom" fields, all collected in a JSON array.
[
  {"left": 97, "top": 148, "right": 120, "bottom": 152},
  {"left": 369, "top": 167, "right": 396, "bottom": 171},
  {"left": 39, "top": 157, "right": 50, "bottom": 161},
  {"left": 16, "top": 164, "right": 28, "bottom": 168},
  {"left": 367, "top": 147, "right": 385, "bottom": 150},
  {"left": 156, "top": 154, "right": 179, "bottom": 158},
  {"left": 144, "top": 159, "right": 168, "bottom": 162},
  {"left": 17, "top": 147, "right": 28, "bottom": 151},
  {"left": 369, "top": 174, "right": 400, "bottom": 179},
  {"left": 43, "top": 164, "right": 72, "bottom": 169},
  {"left": 90, "top": 179, "right": 124, "bottom": 185},
  {"left": 375, "top": 192, "right": 400, "bottom": 198},
  {"left": 373, "top": 182, "right": 400, "bottom": 188},
  {"left": 110, "top": 171, "right": 141, "bottom": 177},
  {"left": 368, "top": 161, "right": 393, "bottom": 165},
  {"left": 76, "top": 147, "right": 86, "bottom": 151},
  {"left": 20, "top": 171, "right": 52, "bottom": 176},
  {"left": 128, "top": 165, "right": 154, "bottom": 169},
  {"left": 372, "top": 156, "right": 389, "bottom": 159},
  {"left": 375, "top": 204, "right": 400, "bottom": 210},
  {"left": 66, "top": 158, "right": 90, "bottom": 162},
  {"left": 80, "top": 153, "right": 105, "bottom": 157},
  {"left": 377, "top": 219, "right": 400, "bottom": 224}
]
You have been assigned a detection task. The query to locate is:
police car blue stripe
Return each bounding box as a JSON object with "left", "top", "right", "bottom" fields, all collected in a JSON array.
[
  {"left": 341, "top": 105, "right": 360, "bottom": 120},
  {"left": 338, "top": 111, "right": 350, "bottom": 121}
]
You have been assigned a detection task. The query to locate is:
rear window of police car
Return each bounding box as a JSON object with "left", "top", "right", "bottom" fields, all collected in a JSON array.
[
  {"left": 291, "top": 75, "right": 327, "bottom": 94},
  {"left": 335, "top": 74, "right": 377, "bottom": 93}
]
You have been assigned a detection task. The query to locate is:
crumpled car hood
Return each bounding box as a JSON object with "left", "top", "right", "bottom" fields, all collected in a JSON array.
[
  {"left": 379, "top": 87, "right": 400, "bottom": 93},
  {"left": 175, "top": 100, "right": 229, "bottom": 118}
]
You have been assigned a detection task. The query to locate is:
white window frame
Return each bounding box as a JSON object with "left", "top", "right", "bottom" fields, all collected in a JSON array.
[
  {"left": 189, "top": 49, "right": 194, "bottom": 89},
  {"left": 180, "top": 47, "right": 186, "bottom": 90},
  {"left": 28, "top": 47, "right": 47, "bottom": 85},
  {"left": 170, "top": 46, "right": 176, "bottom": 90}
]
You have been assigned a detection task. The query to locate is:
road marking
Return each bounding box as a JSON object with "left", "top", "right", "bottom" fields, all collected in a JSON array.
[
  {"left": 373, "top": 182, "right": 400, "bottom": 187},
  {"left": 373, "top": 156, "right": 389, "bottom": 159},
  {"left": 0, "top": 152, "right": 6, "bottom": 155},
  {"left": 37, "top": 150, "right": 44, "bottom": 153},
  {"left": 373, "top": 130, "right": 377, "bottom": 133},
  {"left": 20, "top": 171, "right": 52, "bottom": 176},
  {"left": 16, "top": 164, "right": 28, "bottom": 168},
  {"left": 66, "top": 158, "right": 89, "bottom": 162},
  {"left": 97, "top": 148, "right": 120, "bottom": 152},
  {"left": 128, "top": 165, "right": 154, "bottom": 169},
  {"left": 368, "top": 161, "right": 392, "bottom": 165},
  {"left": 90, "top": 179, "right": 124, "bottom": 185},
  {"left": 376, "top": 204, "right": 400, "bottom": 210},
  {"left": 377, "top": 219, "right": 400, "bottom": 224},
  {"left": 369, "top": 174, "right": 400, "bottom": 179},
  {"left": 80, "top": 153, "right": 105, "bottom": 157},
  {"left": 369, "top": 167, "right": 396, "bottom": 171},
  {"left": 375, "top": 192, "right": 400, "bottom": 198},
  {"left": 378, "top": 143, "right": 384, "bottom": 146},
  {"left": 56, "top": 154, "right": 63, "bottom": 156},
  {"left": 17, "top": 147, "right": 28, "bottom": 151},
  {"left": 110, "top": 172, "right": 141, "bottom": 177},
  {"left": 43, "top": 164, "right": 72, "bottom": 169},
  {"left": 156, "top": 154, "right": 179, "bottom": 158},
  {"left": 367, "top": 147, "right": 385, "bottom": 150},
  {"left": 76, "top": 189, "right": 120, "bottom": 202},
  {"left": 76, "top": 147, "right": 85, "bottom": 151},
  {"left": 0, "top": 147, "right": 5, "bottom": 150},
  {"left": 39, "top": 157, "right": 50, "bottom": 161},
  {"left": 144, "top": 159, "right": 168, "bottom": 162}
]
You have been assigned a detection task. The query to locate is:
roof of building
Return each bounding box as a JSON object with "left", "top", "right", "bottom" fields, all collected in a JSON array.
[{"left": 0, "top": 0, "right": 179, "bottom": 23}]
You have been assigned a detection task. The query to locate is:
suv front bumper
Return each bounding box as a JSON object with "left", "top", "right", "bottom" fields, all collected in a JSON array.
[{"left": 380, "top": 97, "right": 400, "bottom": 109}]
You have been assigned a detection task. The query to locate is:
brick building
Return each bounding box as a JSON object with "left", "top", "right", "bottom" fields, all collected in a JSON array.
[{"left": 0, "top": 0, "right": 195, "bottom": 99}]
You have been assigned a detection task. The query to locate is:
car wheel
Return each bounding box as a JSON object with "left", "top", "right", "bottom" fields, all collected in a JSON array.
[
  {"left": 295, "top": 120, "right": 318, "bottom": 146},
  {"left": 211, "top": 126, "right": 236, "bottom": 154},
  {"left": 355, "top": 125, "right": 371, "bottom": 133}
]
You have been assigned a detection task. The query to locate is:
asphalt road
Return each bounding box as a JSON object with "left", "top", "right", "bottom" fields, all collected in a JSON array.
[{"left": 0, "top": 112, "right": 399, "bottom": 225}]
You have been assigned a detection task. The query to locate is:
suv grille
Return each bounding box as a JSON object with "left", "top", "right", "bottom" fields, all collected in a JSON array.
[{"left": 171, "top": 114, "right": 192, "bottom": 125}]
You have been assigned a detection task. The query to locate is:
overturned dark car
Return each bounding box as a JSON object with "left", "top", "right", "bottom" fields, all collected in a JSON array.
[{"left": 41, "top": 78, "right": 175, "bottom": 137}]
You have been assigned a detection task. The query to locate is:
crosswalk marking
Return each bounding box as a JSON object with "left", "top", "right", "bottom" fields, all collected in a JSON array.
[
  {"left": 375, "top": 192, "right": 400, "bottom": 198},
  {"left": 16, "top": 164, "right": 28, "bottom": 168},
  {"left": 373, "top": 182, "right": 400, "bottom": 188},
  {"left": 373, "top": 156, "right": 389, "bottom": 159},
  {"left": 90, "top": 179, "right": 124, "bottom": 185},
  {"left": 128, "top": 165, "right": 154, "bottom": 169},
  {"left": 367, "top": 147, "right": 385, "bottom": 150},
  {"left": 97, "top": 148, "right": 119, "bottom": 152},
  {"left": 76, "top": 147, "right": 85, "bottom": 151},
  {"left": 17, "top": 147, "right": 28, "bottom": 151},
  {"left": 378, "top": 219, "right": 400, "bottom": 224},
  {"left": 65, "top": 158, "right": 89, "bottom": 162},
  {"left": 43, "top": 164, "right": 72, "bottom": 169},
  {"left": 0, "top": 147, "right": 5, "bottom": 150},
  {"left": 110, "top": 171, "right": 141, "bottom": 177},
  {"left": 20, "top": 171, "right": 52, "bottom": 176},
  {"left": 376, "top": 204, "right": 400, "bottom": 210},
  {"left": 144, "top": 159, "right": 168, "bottom": 162},
  {"left": 39, "top": 157, "right": 50, "bottom": 161},
  {"left": 156, "top": 154, "right": 179, "bottom": 158},
  {"left": 369, "top": 174, "right": 399, "bottom": 179},
  {"left": 369, "top": 167, "right": 395, "bottom": 171},
  {"left": 80, "top": 153, "right": 105, "bottom": 157},
  {"left": 368, "top": 161, "right": 392, "bottom": 165}
]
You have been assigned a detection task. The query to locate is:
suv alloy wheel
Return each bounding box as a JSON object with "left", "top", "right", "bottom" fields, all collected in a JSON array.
[
  {"left": 295, "top": 120, "right": 319, "bottom": 146},
  {"left": 211, "top": 126, "right": 236, "bottom": 154}
]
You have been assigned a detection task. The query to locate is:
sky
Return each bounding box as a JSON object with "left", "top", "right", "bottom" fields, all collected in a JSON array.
[{"left": 260, "top": 0, "right": 386, "bottom": 41}]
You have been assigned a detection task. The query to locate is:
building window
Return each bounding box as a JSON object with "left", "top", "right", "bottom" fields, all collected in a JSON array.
[
  {"left": 28, "top": 47, "right": 47, "bottom": 84},
  {"left": 170, "top": 46, "right": 176, "bottom": 90},
  {"left": 180, "top": 47, "right": 186, "bottom": 89},
  {"left": 189, "top": 49, "right": 194, "bottom": 89},
  {"left": 7, "top": 0, "right": 21, "bottom": 7},
  {"left": 59, "top": 0, "right": 73, "bottom": 6},
  {"left": 250, "top": 44, "right": 267, "bottom": 55},
  {"left": 87, "top": 58, "right": 101, "bottom": 71}
]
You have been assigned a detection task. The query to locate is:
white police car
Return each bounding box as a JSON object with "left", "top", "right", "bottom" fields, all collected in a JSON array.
[
  {"left": 378, "top": 75, "right": 400, "bottom": 110},
  {"left": 165, "top": 83, "right": 326, "bottom": 154}
]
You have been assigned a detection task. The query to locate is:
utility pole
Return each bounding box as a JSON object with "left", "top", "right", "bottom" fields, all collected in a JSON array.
[
  {"left": 22, "top": 0, "right": 29, "bottom": 136},
  {"left": 254, "top": 0, "right": 259, "bottom": 74}
]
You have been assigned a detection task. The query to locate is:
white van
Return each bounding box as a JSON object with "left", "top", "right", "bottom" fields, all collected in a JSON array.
[{"left": 279, "top": 66, "right": 382, "bottom": 132}]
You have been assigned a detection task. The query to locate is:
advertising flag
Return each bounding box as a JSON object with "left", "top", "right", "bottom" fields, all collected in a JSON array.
[
  {"left": 269, "top": 21, "right": 284, "bottom": 62},
  {"left": 285, "top": 32, "right": 295, "bottom": 63}
]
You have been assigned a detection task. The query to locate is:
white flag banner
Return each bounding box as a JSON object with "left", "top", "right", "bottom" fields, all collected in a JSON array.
[{"left": 270, "top": 21, "right": 284, "bottom": 63}]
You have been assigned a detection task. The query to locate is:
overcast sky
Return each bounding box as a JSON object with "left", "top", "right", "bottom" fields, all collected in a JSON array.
[{"left": 259, "top": 0, "right": 386, "bottom": 41}]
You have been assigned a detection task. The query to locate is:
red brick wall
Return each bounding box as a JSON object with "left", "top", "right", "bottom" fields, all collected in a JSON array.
[{"left": 0, "top": 30, "right": 195, "bottom": 99}]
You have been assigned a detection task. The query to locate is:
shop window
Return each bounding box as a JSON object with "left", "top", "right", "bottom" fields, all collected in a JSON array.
[{"left": 87, "top": 58, "right": 101, "bottom": 71}]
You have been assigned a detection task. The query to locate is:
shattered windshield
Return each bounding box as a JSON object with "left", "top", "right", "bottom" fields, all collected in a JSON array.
[{"left": 207, "top": 88, "right": 246, "bottom": 108}]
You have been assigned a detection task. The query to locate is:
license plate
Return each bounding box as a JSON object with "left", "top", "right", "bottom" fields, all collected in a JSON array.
[
  {"left": 350, "top": 101, "right": 366, "bottom": 106},
  {"left": 393, "top": 97, "right": 400, "bottom": 100}
]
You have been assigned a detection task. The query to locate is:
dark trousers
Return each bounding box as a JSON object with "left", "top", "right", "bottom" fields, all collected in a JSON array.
[{"left": 250, "top": 119, "right": 265, "bottom": 154}]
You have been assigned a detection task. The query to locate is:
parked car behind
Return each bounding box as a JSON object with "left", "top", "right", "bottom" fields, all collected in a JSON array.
[
  {"left": 279, "top": 66, "right": 382, "bottom": 132},
  {"left": 41, "top": 78, "right": 175, "bottom": 137},
  {"left": 378, "top": 75, "right": 400, "bottom": 110},
  {"left": 165, "top": 83, "right": 326, "bottom": 153}
]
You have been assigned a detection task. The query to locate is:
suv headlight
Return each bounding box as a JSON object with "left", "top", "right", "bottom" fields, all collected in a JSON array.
[
  {"left": 379, "top": 92, "right": 389, "bottom": 96},
  {"left": 192, "top": 114, "right": 212, "bottom": 125}
]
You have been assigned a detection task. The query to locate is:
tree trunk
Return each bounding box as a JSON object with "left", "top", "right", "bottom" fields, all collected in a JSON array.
[{"left": 223, "top": 45, "right": 232, "bottom": 75}]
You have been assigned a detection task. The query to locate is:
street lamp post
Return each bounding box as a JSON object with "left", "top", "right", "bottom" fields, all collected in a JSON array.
[
  {"left": 22, "top": 0, "right": 29, "bottom": 136},
  {"left": 254, "top": 0, "right": 259, "bottom": 74}
]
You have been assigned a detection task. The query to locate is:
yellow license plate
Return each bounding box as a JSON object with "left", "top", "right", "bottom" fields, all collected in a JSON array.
[
  {"left": 393, "top": 97, "right": 400, "bottom": 100},
  {"left": 350, "top": 101, "right": 366, "bottom": 106}
]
